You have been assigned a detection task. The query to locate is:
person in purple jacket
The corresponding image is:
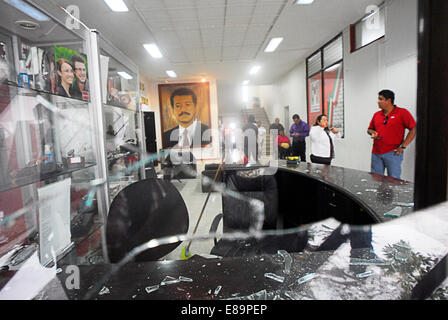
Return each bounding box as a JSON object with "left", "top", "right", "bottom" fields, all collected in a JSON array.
[{"left": 290, "top": 114, "right": 310, "bottom": 162}]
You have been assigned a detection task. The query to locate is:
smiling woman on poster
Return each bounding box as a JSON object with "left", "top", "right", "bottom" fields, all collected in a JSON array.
[{"left": 56, "top": 58, "right": 73, "bottom": 98}]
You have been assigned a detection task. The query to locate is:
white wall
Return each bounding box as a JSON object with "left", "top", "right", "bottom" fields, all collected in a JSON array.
[
  {"left": 335, "top": 0, "right": 418, "bottom": 181},
  {"left": 248, "top": 0, "right": 418, "bottom": 181}
]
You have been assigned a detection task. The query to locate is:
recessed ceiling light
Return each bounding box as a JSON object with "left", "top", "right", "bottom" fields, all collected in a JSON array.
[
  {"left": 242, "top": 80, "right": 250, "bottom": 85},
  {"left": 166, "top": 70, "right": 177, "bottom": 78},
  {"left": 201, "top": 78, "right": 207, "bottom": 82},
  {"left": 117, "top": 71, "right": 132, "bottom": 80},
  {"left": 249, "top": 65, "right": 261, "bottom": 75},
  {"left": 143, "top": 43, "right": 163, "bottom": 59},
  {"left": 104, "top": 0, "right": 129, "bottom": 12},
  {"left": 296, "top": 0, "right": 314, "bottom": 5},
  {"left": 264, "top": 37, "right": 283, "bottom": 53},
  {"left": 4, "top": 0, "right": 50, "bottom": 21},
  {"left": 15, "top": 20, "right": 39, "bottom": 30}
]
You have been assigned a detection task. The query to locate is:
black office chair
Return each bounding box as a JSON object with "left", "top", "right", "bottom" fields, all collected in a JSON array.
[
  {"left": 161, "top": 150, "right": 197, "bottom": 180},
  {"left": 106, "top": 178, "right": 189, "bottom": 263},
  {"left": 209, "top": 168, "right": 308, "bottom": 257}
]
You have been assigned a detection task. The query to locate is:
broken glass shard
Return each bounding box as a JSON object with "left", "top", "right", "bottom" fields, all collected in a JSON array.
[
  {"left": 264, "top": 273, "right": 285, "bottom": 283},
  {"left": 394, "top": 242, "right": 412, "bottom": 262},
  {"left": 393, "top": 202, "right": 414, "bottom": 207},
  {"left": 356, "top": 270, "right": 374, "bottom": 278},
  {"left": 350, "top": 258, "right": 393, "bottom": 266},
  {"left": 98, "top": 286, "right": 110, "bottom": 295},
  {"left": 384, "top": 207, "right": 402, "bottom": 218},
  {"left": 277, "top": 250, "right": 292, "bottom": 275},
  {"left": 160, "top": 276, "right": 181, "bottom": 285},
  {"left": 297, "top": 273, "right": 317, "bottom": 285},
  {"left": 178, "top": 276, "right": 193, "bottom": 282},
  {"left": 214, "top": 285, "right": 222, "bottom": 295},
  {"left": 145, "top": 285, "right": 159, "bottom": 294}
]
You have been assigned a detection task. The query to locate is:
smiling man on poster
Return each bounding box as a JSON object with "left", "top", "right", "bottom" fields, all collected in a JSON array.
[{"left": 163, "top": 87, "right": 211, "bottom": 148}]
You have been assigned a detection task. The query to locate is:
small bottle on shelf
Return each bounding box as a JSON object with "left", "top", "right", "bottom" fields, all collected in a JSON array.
[{"left": 17, "top": 60, "right": 30, "bottom": 88}]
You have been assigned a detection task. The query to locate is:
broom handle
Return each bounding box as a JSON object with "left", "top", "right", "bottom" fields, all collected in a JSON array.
[{"left": 185, "top": 155, "right": 225, "bottom": 252}]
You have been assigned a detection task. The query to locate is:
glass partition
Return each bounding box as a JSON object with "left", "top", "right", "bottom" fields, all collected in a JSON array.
[
  {"left": 99, "top": 45, "right": 143, "bottom": 203},
  {"left": 0, "top": 0, "right": 106, "bottom": 269}
]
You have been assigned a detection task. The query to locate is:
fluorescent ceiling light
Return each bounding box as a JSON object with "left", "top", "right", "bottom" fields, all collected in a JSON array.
[
  {"left": 264, "top": 37, "right": 283, "bottom": 53},
  {"left": 249, "top": 65, "right": 261, "bottom": 75},
  {"left": 117, "top": 71, "right": 132, "bottom": 80},
  {"left": 296, "top": 0, "right": 314, "bottom": 4},
  {"left": 166, "top": 70, "right": 177, "bottom": 78},
  {"left": 242, "top": 80, "right": 250, "bottom": 85},
  {"left": 104, "top": 0, "right": 128, "bottom": 12},
  {"left": 143, "top": 43, "right": 163, "bottom": 59},
  {"left": 4, "top": 0, "right": 50, "bottom": 21}
]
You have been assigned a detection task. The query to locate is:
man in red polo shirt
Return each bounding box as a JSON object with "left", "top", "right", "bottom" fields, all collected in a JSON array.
[{"left": 367, "top": 89, "right": 416, "bottom": 179}]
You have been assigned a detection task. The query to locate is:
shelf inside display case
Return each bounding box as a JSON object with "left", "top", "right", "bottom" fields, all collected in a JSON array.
[{"left": 0, "top": 162, "right": 96, "bottom": 193}]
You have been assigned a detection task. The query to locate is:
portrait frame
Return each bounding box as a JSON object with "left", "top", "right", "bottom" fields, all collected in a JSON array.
[{"left": 158, "top": 82, "right": 211, "bottom": 149}]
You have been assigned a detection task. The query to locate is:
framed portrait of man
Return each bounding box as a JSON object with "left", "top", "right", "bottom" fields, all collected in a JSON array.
[{"left": 159, "top": 82, "right": 212, "bottom": 149}]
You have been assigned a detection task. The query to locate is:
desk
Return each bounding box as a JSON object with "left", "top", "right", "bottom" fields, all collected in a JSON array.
[
  {"left": 275, "top": 161, "right": 414, "bottom": 225},
  {"left": 3, "top": 163, "right": 448, "bottom": 300},
  {"left": 35, "top": 200, "right": 448, "bottom": 300}
]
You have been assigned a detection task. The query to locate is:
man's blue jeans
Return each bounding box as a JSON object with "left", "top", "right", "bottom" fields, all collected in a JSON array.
[{"left": 371, "top": 151, "right": 403, "bottom": 179}]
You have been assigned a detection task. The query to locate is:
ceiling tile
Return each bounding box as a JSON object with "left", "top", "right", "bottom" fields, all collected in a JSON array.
[
  {"left": 184, "top": 47, "right": 205, "bottom": 62},
  {"left": 199, "top": 18, "right": 224, "bottom": 29},
  {"left": 163, "top": 0, "right": 195, "bottom": 9},
  {"left": 222, "top": 46, "right": 240, "bottom": 60},
  {"left": 134, "top": 0, "right": 166, "bottom": 10},
  {"left": 203, "top": 47, "right": 221, "bottom": 62},
  {"left": 226, "top": 4, "right": 255, "bottom": 17},
  {"left": 197, "top": 7, "right": 225, "bottom": 19},
  {"left": 238, "top": 45, "right": 259, "bottom": 60},
  {"left": 166, "top": 50, "right": 189, "bottom": 63},
  {"left": 226, "top": 15, "right": 252, "bottom": 27}
]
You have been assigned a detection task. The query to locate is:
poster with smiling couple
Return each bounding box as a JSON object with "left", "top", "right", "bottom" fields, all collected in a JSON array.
[
  {"left": 159, "top": 82, "right": 218, "bottom": 160},
  {"left": 52, "top": 46, "right": 90, "bottom": 101}
]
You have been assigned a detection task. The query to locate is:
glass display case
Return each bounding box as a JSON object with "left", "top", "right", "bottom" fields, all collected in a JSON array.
[
  {"left": 0, "top": 0, "right": 108, "bottom": 268},
  {"left": 98, "top": 36, "right": 145, "bottom": 203}
]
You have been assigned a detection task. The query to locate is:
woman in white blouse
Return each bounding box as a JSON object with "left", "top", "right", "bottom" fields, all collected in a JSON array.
[{"left": 310, "top": 114, "right": 340, "bottom": 165}]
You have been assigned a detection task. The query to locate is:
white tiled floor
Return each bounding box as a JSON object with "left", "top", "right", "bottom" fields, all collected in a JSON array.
[{"left": 161, "top": 177, "right": 223, "bottom": 260}]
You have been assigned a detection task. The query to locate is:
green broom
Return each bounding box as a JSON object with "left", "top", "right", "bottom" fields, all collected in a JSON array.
[{"left": 181, "top": 157, "right": 225, "bottom": 260}]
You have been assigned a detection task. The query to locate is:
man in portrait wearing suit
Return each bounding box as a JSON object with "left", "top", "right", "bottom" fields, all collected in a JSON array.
[{"left": 163, "top": 87, "right": 211, "bottom": 148}]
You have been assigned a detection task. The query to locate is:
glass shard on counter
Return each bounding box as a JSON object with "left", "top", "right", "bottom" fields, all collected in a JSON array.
[
  {"left": 160, "top": 276, "right": 181, "bottom": 286},
  {"left": 297, "top": 273, "right": 317, "bottom": 285},
  {"left": 356, "top": 270, "right": 374, "bottom": 278},
  {"left": 145, "top": 285, "right": 159, "bottom": 294},
  {"left": 214, "top": 285, "right": 222, "bottom": 295},
  {"left": 264, "top": 273, "right": 285, "bottom": 283},
  {"left": 178, "top": 276, "right": 193, "bottom": 282},
  {"left": 277, "top": 250, "right": 292, "bottom": 275},
  {"left": 98, "top": 286, "right": 110, "bottom": 295},
  {"left": 384, "top": 207, "right": 402, "bottom": 218}
]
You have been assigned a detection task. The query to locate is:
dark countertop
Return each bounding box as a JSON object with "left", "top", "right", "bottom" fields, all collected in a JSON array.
[
  {"left": 2, "top": 162, "right": 447, "bottom": 300},
  {"left": 275, "top": 161, "right": 415, "bottom": 222},
  {"left": 33, "top": 201, "right": 448, "bottom": 300}
]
